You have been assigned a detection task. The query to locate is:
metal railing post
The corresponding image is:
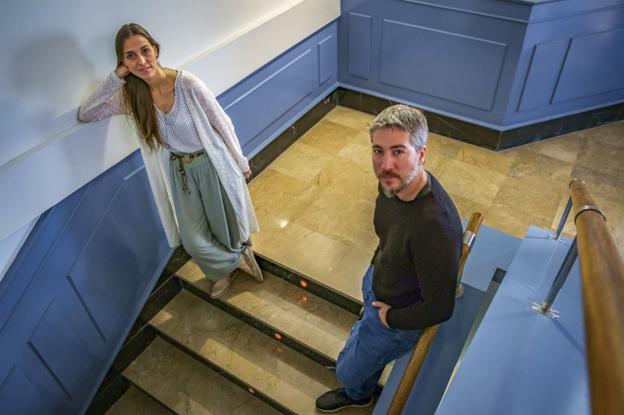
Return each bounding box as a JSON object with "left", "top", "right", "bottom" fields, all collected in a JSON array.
[
  {"left": 533, "top": 237, "right": 578, "bottom": 318},
  {"left": 552, "top": 197, "right": 573, "bottom": 240}
]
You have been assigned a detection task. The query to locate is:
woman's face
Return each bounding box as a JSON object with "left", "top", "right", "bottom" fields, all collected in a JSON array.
[{"left": 122, "top": 35, "right": 159, "bottom": 80}]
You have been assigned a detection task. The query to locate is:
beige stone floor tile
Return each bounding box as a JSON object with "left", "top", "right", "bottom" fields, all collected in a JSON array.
[
  {"left": 294, "top": 196, "right": 377, "bottom": 253},
  {"left": 490, "top": 177, "right": 568, "bottom": 231},
  {"left": 434, "top": 158, "right": 507, "bottom": 207},
  {"left": 293, "top": 159, "right": 378, "bottom": 253},
  {"left": 427, "top": 133, "right": 463, "bottom": 158},
  {"left": 576, "top": 138, "right": 624, "bottom": 178},
  {"left": 250, "top": 106, "right": 624, "bottom": 298},
  {"left": 524, "top": 132, "right": 584, "bottom": 164},
  {"left": 482, "top": 206, "right": 530, "bottom": 239},
  {"left": 124, "top": 337, "right": 278, "bottom": 415},
  {"left": 251, "top": 208, "right": 365, "bottom": 301},
  {"left": 579, "top": 121, "right": 624, "bottom": 149},
  {"left": 448, "top": 194, "right": 491, "bottom": 222},
  {"left": 569, "top": 165, "right": 624, "bottom": 205},
  {"left": 337, "top": 132, "right": 374, "bottom": 173},
  {"left": 178, "top": 261, "right": 357, "bottom": 361},
  {"left": 457, "top": 143, "right": 517, "bottom": 176},
  {"left": 106, "top": 386, "right": 170, "bottom": 415},
  {"left": 249, "top": 168, "right": 320, "bottom": 222},
  {"left": 268, "top": 142, "right": 335, "bottom": 184},
  {"left": 314, "top": 157, "right": 378, "bottom": 200},
  {"left": 507, "top": 149, "right": 574, "bottom": 194},
  {"left": 323, "top": 106, "right": 375, "bottom": 131},
  {"left": 298, "top": 119, "right": 361, "bottom": 155},
  {"left": 151, "top": 292, "right": 371, "bottom": 415}
]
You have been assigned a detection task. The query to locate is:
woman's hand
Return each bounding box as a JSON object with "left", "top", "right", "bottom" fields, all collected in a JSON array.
[
  {"left": 243, "top": 170, "right": 252, "bottom": 181},
  {"left": 115, "top": 63, "right": 130, "bottom": 78}
]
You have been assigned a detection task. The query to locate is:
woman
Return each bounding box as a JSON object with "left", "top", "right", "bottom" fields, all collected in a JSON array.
[{"left": 79, "top": 23, "right": 263, "bottom": 298}]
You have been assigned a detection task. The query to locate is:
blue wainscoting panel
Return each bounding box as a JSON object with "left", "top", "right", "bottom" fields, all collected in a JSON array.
[
  {"left": 28, "top": 299, "right": 95, "bottom": 401},
  {"left": 379, "top": 19, "right": 507, "bottom": 111},
  {"left": 219, "top": 21, "right": 338, "bottom": 156},
  {"left": 0, "top": 367, "right": 49, "bottom": 415},
  {"left": 339, "top": 0, "right": 528, "bottom": 126},
  {"left": 0, "top": 151, "right": 172, "bottom": 414},
  {"left": 340, "top": 0, "right": 624, "bottom": 129},
  {"left": 517, "top": 39, "right": 569, "bottom": 112},
  {"left": 318, "top": 33, "right": 337, "bottom": 85},
  {"left": 347, "top": 12, "right": 372, "bottom": 79},
  {"left": 552, "top": 27, "right": 624, "bottom": 104},
  {"left": 224, "top": 50, "right": 315, "bottom": 151}
]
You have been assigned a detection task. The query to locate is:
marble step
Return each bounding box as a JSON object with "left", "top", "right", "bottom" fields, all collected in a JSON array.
[
  {"left": 106, "top": 385, "right": 173, "bottom": 415},
  {"left": 177, "top": 260, "right": 357, "bottom": 362},
  {"left": 151, "top": 290, "right": 373, "bottom": 415},
  {"left": 124, "top": 336, "right": 280, "bottom": 415}
]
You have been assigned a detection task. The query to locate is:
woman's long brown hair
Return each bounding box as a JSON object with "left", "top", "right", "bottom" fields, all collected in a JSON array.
[{"left": 115, "top": 23, "right": 163, "bottom": 150}]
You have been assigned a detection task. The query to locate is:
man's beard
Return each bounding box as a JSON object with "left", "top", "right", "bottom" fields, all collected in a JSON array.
[{"left": 379, "top": 165, "right": 420, "bottom": 198}]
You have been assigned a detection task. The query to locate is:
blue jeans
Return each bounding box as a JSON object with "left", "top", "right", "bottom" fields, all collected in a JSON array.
[{"left": 336, "top": 267, "right": 421, "bottom": 400}]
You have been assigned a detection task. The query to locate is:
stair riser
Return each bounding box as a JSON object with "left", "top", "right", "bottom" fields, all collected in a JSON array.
[
  {"left": 152, "top": 327, "right": 296, "bottom": 415},
  {"left": 181, "top": 279, "right": 337, "bottom": 368},
  {"left": 256, "top": 256, "right": 363, "bottom": 315}
]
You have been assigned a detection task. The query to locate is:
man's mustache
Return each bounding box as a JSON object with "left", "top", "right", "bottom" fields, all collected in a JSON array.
[{"left": 378, "top": 170, "right": 400, "bottom": 179}]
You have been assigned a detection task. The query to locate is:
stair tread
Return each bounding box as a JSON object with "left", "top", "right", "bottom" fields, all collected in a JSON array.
[
  {"left": 151, "top": 290, "right": 373, "bottom": 415},
  {"left": 124, "top": 337, "right": 279, "bottom": 415},
  {"left": 178, "top": 260, "right": 357, "bottom": 361},
  {"left": 106, "top": 385, "right": 171, "bottom": 415}
]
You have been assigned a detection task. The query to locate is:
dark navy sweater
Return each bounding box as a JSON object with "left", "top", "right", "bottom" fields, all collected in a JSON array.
[{"left": 372, "top": 173, "right": 463, "bottom": 330}]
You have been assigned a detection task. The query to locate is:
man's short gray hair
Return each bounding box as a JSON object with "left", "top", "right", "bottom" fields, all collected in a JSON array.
[{"left": 368, "top": 104, "right": 428, "bottom": 150}]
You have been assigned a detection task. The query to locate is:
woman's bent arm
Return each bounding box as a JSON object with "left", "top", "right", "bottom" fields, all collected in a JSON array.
[{"left": 79, "top": 72, "right": 127, "bottom": 122}]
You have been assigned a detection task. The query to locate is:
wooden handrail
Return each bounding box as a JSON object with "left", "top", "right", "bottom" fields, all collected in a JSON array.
[
  {"left": 570, "top": 178, "right": 624, "bottom": 415},
  {"left": 387, "top": 212, "right": 484, "bottom": 415}
]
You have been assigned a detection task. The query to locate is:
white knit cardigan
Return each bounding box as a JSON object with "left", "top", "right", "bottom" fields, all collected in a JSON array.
[{"left": 79, "top": 71, "right": 259, "bottom": 247}]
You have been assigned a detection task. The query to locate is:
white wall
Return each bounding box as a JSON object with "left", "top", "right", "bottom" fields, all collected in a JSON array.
[{"left": 0, "top": 0, "right": 340, "bottom": 282}]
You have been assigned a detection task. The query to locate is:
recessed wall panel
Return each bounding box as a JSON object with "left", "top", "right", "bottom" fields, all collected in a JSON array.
[
  {"left": 348, "top": 13, "right": 372, "bottom": 79},
  {"left": 0, "top": 367, "right": 49, "bottom": 414},
  {"left": 28, "top": 300, "right": 94, "bottom": 400},
  {"left": 225, "top": 50, "right": 316, "bottom": 149},
  {"left": 517, "top": 40, "right": 569, "bottom": 112},
  {"left": 553, "top": 27, "right": 624, "bottom": 103},
  {"left": 379, "top": 19, "right": 507, "bottom": 110},
  {"left": 318, "top": 34, "right": 337, "bottom": 86},
  {"left": 67, "top": 167, "right": 160, "bottom": 340}
]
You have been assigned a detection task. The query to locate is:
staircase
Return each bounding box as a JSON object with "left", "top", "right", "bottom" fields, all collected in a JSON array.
[
  {"left": 98, "top": 216, "right": 531, "bottom": 415},
  {"left": 103, "top": 257, "right": 380, "bottom": 415}
]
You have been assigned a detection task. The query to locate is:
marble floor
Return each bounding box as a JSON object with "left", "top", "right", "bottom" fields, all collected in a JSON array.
[{"left": 249, "top": 106, "right": 624, "bottom": 301}]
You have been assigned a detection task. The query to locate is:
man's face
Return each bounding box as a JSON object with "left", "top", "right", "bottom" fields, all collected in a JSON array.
[{"left": 371, "top": 127, "right": 426, "bottom": 197}]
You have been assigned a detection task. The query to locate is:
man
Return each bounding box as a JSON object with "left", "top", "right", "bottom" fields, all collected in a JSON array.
[{"left": 316, "top": 104, "right": 463, "bottom": 412}]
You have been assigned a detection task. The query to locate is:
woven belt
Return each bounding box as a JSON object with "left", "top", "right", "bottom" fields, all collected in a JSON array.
[
  {"left": 170, "top": 150, "right": 205, "bottom": 195},
  {"left": 169, "top": 150, "right": 206, "bottom": 163}
]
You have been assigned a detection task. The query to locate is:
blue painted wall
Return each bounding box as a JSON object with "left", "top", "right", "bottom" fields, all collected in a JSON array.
[
  {"left": 220, "top": 22, "right": 338, "bottom": 157},
  {"left": 339, "top": 0, "right": 624, "bottom": 129},
  {"left": 0, "top": 151, "right": 172, "bottom": 414},
  {"left": 0, "top": 21, "right": 338, "bottom": 414}
]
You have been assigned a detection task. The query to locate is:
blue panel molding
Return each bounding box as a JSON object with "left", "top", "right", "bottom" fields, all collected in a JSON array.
[
  {"left": 318, "top": 34, "right": 337, "bottom": 85},
  {"left": 219, "top": 21, "right": 338, "bottom": 157},
  {"left": 379, "top": 19, "right": 507, "bottom": 110},
  {"left": 28, "top": 299, "right": 95, "bottom": 400},
  {"left": 0, "top": 366, "right": 49, "bottom": 415},
  {"left": 347, "top": 12, "right": 372, "bottom": 79},
  {"left": 516, "top": 39, "right": 569, "bottom": 112},
  {"left": 0, "top": 151, "right": 172, "bottom": 414},
  {"left": 552, "top": 27, "right": 624, "bottom": 104}
]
